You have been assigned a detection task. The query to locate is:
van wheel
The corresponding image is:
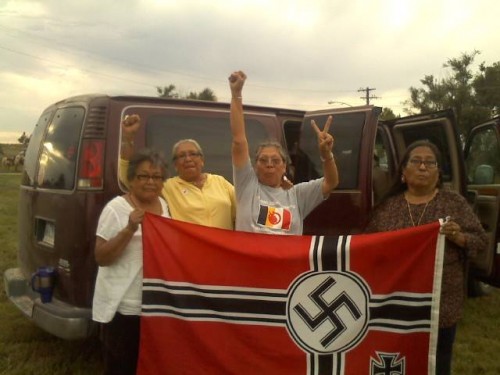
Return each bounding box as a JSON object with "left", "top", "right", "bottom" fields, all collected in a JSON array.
[{"left": 467, "top": 277, "right": 492, "bottom": 297}]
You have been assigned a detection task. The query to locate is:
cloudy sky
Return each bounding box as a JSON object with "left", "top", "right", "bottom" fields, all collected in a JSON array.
[{"left": 1, "top": 0, "right": 499, "bottom": 143}]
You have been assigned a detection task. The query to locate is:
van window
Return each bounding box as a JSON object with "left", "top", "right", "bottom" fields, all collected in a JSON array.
[
  {"left": 21, "top": 110, "right": 54, "bottom": 187},
  {"left": 145, "top": 113, "right": 271, "bottom": 182},
  {"left": 297, "top": 112, "right": 365, "bottom": 189},
  {"left": 373, "top": 129, "right": 393, "bottom": 203},
  {"left": 36, "top": 107, "right": 85, "bottom": 190},
  {"left": 465, "top": 126, "right": 500, "bottom": 184}
]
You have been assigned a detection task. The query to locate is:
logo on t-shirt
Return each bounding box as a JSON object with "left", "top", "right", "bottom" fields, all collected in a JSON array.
[{"left": 257, "top": 205, "right": 292, "bottom": 230}]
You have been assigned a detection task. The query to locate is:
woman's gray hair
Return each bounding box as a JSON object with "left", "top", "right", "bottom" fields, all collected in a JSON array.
[
  {"left": 127, "top": 148, "right": 168, "bottom": 182},
  {"left": 254, "top": 141, "right": 289, "bottom": 164},
  {"left": 171, "top": 139, "right": 204, "bottom": 160}
]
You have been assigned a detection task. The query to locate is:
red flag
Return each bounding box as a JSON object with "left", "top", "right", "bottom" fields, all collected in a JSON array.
[{"left": 137, "top": 213, "right": 444, "bottom": 375}]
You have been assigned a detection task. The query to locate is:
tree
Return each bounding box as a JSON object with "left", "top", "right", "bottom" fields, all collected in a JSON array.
[
  {"left": 473, "top": 62, "right": 500, "bottom": 116},
  {"left": 186, "top": 88, "right": 217, "bottom": 101},
  {"left": 157, "top": 85, "right": 217, "bottom": 101},
  {"left": 379, "top": 107, "right": 398, "bottom": 120},
  {"left": 157, "top": 84, "right": 178, "bottom": 98},
  {"left": 404, "top": 51, "right": 494, "bottom": 136}
]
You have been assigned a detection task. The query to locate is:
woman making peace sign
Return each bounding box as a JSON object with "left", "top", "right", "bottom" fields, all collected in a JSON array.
[{"left": 228, "top": 70, "right": 339, "bottom": 235}]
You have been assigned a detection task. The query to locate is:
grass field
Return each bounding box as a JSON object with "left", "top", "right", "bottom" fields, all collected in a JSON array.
[
  {"left": 0, "top": 173, "right": 103, "bottom": 375},
  {"left": 0, "top": 173, "right": 499, "bottom": 374}
]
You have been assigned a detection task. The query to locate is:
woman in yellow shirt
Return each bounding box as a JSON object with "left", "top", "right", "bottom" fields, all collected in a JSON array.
[{"left": 120, "top": 115, "right": 236, "bottom": 230}]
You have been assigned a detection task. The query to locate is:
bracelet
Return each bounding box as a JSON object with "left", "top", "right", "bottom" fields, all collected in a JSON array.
[
  {"left": 121, "top": 139, "right": 134, "bottom": 147},
  {"left": 232, "top": 96, "right": 242, "bottom": 99},
  {"left": 320, "top": 152, "right": 334, "bottom": 162}
]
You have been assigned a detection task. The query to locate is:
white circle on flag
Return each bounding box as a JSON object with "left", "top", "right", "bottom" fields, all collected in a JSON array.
[{"left": 286, "top": 271, "right": 370, "bottom": 353}]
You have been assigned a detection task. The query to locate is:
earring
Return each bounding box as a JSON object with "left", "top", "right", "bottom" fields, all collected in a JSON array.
[{"left": 401, "top": 175, "right": 406, "bottom": 183}]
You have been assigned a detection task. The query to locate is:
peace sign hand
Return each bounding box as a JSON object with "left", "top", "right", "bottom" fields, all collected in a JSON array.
[{"left": 311, "top": 115, "right": 334, "bottom": 158}]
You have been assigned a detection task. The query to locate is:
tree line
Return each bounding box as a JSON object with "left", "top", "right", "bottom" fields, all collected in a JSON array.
[{"left": 405, "top": 50, "right": 499, "bottom": 136}]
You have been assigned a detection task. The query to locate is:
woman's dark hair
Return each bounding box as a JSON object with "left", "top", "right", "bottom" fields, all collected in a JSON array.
[
  {"left": 126, "top": 148, "right": 168, "bottom": 182},
  {"left": 382, "top": 140, "right": 443, "bottom": 201}
]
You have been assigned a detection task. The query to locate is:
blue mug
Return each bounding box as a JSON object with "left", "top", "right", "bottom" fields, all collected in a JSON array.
[{"left": 31, "top": 267, "right": 57, "bottom": 303}]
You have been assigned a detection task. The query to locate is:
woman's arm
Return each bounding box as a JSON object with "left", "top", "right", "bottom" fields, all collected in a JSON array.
[
  {"left": 94, "top": 208, "right": 144, "bottom": 266},
  {"left": 440, "top": 194, "right": 488, "bottom": 257},
  {"left": 120, "top": 114, "right": 141, "bottom": 161},
  {"left": 229, "top": 71, "right": 249, "bottom": 168},
  {"left": 311, "top": 116, "right": 339, "bottom": 195},
  {"left": 119, "top": 114, "right": 142, "bottom": 187}
]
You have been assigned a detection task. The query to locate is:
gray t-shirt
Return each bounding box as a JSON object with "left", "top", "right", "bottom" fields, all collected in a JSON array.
[{"left": 233, "top": 160, "right": 325, "bottom": 235}]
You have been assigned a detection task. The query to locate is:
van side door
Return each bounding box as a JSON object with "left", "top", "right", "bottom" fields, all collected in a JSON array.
[
  {"left": 383, "top": 109, "right": 466, "bottom": 195},
  {"left": 464, "top": 117, "right": 500, "bottom": 285}
]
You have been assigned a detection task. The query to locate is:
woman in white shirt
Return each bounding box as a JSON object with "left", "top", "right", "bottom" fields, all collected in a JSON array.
[{"left": 92, "top": 149, "right": 170, "bottom": 375}]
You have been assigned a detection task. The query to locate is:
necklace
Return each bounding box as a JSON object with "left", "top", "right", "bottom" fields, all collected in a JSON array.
[
  {"left": 127, "top": 193, "right": 162, "bottom": 214},
  {"left": 192, "top": 173, "right": 206, "bottom": 189},
  {"left": 128, "top": 193, "right": 140, "bottom": 208},
  {"left": 406, "top": 199, "right": 430, "bottom": 227}
]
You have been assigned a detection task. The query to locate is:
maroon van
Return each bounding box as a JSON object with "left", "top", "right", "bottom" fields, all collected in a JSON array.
[{"left": 4, "top": 95, "right": 499, "bottom": 339}]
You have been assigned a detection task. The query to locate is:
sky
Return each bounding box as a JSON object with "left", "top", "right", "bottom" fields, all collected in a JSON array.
[{"left": 1, "top": 0, "right": 499, "bottom": 143}]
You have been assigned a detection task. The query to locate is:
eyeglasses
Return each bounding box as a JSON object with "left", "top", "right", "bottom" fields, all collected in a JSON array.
[
  {"left": 174, "top": 152, "right": 202, "bottom": 161},
  {"left": 257, "top": 157, "right": 283, "bottom": 166},
  {"left": 135, "top": 174, "right": 164, "bottom": 182},
  {"left": 407, "top": 159, "right": 438, "bottom": 169}
]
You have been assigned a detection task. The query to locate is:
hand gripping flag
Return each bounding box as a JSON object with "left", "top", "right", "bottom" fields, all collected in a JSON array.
[{"left": 137, "top": 213, "right": 444, "bottom": 375}]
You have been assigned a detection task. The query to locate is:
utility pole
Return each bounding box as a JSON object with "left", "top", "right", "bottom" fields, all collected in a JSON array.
[{"left": 358, "top": 87, "right": 379, "bottom": 105}]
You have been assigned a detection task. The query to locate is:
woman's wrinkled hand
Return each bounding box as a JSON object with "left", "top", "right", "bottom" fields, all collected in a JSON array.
[
  {"left": 127, "top": 208, "right": 145, "bottom": 232},
  {"left": 122, "top": 114, "right": 141, "bottom": 140},
  {"left": 311, "top": 115, "right": 335, "bottom": 158}
]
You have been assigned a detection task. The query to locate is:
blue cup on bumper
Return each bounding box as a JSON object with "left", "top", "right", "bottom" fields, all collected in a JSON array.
[{"left": 31, "top": 267, "right": 57, "bottom": 303}]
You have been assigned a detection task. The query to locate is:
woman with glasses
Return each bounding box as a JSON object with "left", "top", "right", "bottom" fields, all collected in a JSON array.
[
  {"left": 120, "top": 117, "right": 236, "bottom": 230},
  {"left": 365, "top": 140, "right": 487, "bottom": 375},
  {"left": 228, "top": 70, "right": 339, "bottom": 234},
  {"left": 93, "top": 149, "right": 170, "bottom": 375}
]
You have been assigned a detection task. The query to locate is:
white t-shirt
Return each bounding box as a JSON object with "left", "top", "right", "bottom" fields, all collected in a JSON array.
[
  {"left": 233, "top": 160, "right": 325, "bottom": 235},
  {"left": 92, "top": 196, "right": 170, "bottom": 323}
]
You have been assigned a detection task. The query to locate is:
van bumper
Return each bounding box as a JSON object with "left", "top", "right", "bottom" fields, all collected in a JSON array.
[{"left": 3, "top": 268, "right": 96, "bottom": 340}]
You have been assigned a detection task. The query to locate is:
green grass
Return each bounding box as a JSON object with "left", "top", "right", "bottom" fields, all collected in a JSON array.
[
  {"left": 0, "top": 174, "right": 103, "bottom": 375},
  {"left": 0, "top": 173, "right": 499, "bottom": 374}
]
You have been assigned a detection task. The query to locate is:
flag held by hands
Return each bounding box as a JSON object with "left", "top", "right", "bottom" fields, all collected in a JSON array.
[{"left": 137, "top": 214, "right": 444, "bottom": 375}]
